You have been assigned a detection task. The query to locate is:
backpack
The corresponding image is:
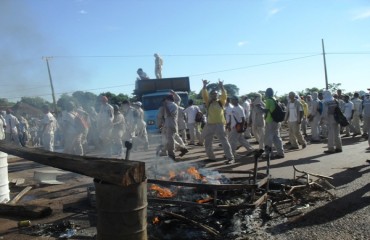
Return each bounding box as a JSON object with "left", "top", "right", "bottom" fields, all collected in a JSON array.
[
  {"left": 74, "top": 113, "right": 89, "bottom": 133},
  {"left": 270, "top": 99, "right": 286, "bottom": 122},
  {"left": 318, "top": 101, "right": 323, "bottom": 115},
  {"left": 334, "top": 101, "right": 349, "bottom": 127}
]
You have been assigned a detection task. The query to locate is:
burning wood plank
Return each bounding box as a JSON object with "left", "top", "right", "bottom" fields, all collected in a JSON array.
[{"left": 0, "top": 142, "right": 145, "bottom": 186}]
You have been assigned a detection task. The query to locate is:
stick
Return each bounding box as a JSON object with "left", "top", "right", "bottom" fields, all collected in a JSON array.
[
  {"left": 293, "top": 165, "right": 333, "bottom": 180},
  {"left": 162, "top": 210, "right": 220, "bottom": 237},
  {"left": 8, "top": 186, "right": 33, "bottom": 205}
]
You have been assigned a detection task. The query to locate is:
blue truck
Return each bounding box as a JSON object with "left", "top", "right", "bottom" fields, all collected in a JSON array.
[{"left": 134, "top": 77, "right": 190, "bottom": 133}]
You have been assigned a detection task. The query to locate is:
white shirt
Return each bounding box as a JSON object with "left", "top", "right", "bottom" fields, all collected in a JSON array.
[
  {"left": 343, "top": 101, "right": 354, "bottom": 119},
  {"left": 288, "top": 102, "right": 299, "bottom": 122},
  {"left": 183, "top": 105, "right": 200, "bottom": 124},
  {"left": 41, "top": 112, "right": 57, "bottom": 134},
  {"left": 230, "top": 104, "right": 245, "bottom": 128},
  {"left": 5, "top": 114, "right": 19, "bottom": 134},
  {"left": 225, "top": 104, "right": 234, "bottom": 124},
  {"left": 242, "top": 100, "right": 251, "bottom": 119}
]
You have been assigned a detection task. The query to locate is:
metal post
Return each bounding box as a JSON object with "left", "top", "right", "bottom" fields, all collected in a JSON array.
[
  {"left": 321, "top": 39, "right": 329, "bottom": 90},
  {"left": 43, "top": 57, "right": 58, "bottom": 116}
]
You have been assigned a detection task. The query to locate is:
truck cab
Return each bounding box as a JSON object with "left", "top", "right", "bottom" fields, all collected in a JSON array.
[{"left": 134, "top": 77, "right": 190, "bottom": 133}]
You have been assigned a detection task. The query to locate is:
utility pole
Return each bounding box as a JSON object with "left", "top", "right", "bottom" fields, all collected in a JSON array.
[
  {"left": 43, "top": 57, "right": 58, "bottom": 116},
  {"left": 321, "top": 39, "right": 329, "bottom": 90}
]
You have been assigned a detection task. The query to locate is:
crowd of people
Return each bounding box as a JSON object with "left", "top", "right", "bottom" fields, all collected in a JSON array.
[
  {"left": 154, "top": 82, "right": 370, "bottom": 164},
  {"left": 0, "top": 96, "right": 149, "bottom": 158},
  {"left": 1, "top": 83, "right": 369, "bottom": 164}
]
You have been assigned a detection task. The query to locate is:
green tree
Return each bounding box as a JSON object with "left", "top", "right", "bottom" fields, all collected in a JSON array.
[
  {"left": 328, "top": 83, "right": 343, "bottom": 93},
  {"left": 72, "top": 91, "right": 98, "bottom": 110},
  {"left": 57, "top": 94, "right": 74, "bottom": 111},
  {"left": 224, "top": 84, "right": 239, "bottom": 97},
  {"left": 20, "top": 96, "right": 49, "bottom": 109}
]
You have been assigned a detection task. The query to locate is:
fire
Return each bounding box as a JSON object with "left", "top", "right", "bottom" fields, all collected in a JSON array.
[
  {"left": 169, "top": 170, "right": 176, "bottom": 180},
  {"left": 196, "top": 198, "right": 214, "bottom": 204},
  {"left": 187, "top": 166, "right": 207, "bottom": 182},
  {"left": 152, "top": 217, "right": 160, "bottom": 224},
  {"left": 150, "top": 184, "right": 175, "bottom": 198}
]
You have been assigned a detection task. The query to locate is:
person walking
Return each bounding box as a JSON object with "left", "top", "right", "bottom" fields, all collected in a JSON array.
[
  {"left": 228, "top": 96, "right": 254, "bottom": 158},
  {"left": 62, "top": 101, "right": 84, "bottom": 155},
  {"left": 111, "top": 104, "right": 125, "bottom": 156},
  {"left": 343, "top": 95, "right": 355, "bottom": 137},
  {"left": 183, "top": 99, "right": 202, "bottom": 145},
  {"left": 258, "top": 88, "right": 284, "bottom": 159},
  {"left": 97, "top": 96, "right": 114, "bottom": 156},
  {"left": 41, "top": 105, "right": 58, "bottom": 152},
  {"left": 250, "top": 93, "right": 265, "bottom": 150},
  {"left": 351, "top": 92, "right": 363, "bottom": 136},
  {"left": 132, "top": 102, "right": 149, "bottom": 151},
  {"left": 241, "top": 96, "right": 252, "bottom": 139},
  {"left": 4, "top": 109, "right": 21, "bottom": 146},
  {"left": 201, "top": 79, "right": 234, "bottom": 164},
  {"left": 322, "top": 91, "right": 342, "bottom": 154},
  {"left": 361, "top": 93, "right": 370, "bottom": 150},
  {"left": 284, "top": 92, "right": 307, "bottom": 150},
  {"left": 308, "top": 92, "right": 322, "bottom": 143},
  {"left": 0, "top": 111, "right": 5, "bottom": 140}
]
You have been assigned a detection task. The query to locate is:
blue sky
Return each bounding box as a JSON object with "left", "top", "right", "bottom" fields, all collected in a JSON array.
[{"left": 1, "top": 0, "right": 369, "bottom": 102}]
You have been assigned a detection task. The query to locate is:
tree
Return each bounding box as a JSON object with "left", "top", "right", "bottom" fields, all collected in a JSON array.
[
  {"left": 20, "top": 96, "right": 49, "bottom": 109},
  {"left": 224, "top": 84, "right": 239, "bottom": 97},
  {"left": 0, "top": 98, "right": 12, "bottom": 110},
  {"left": 57, "top": 94, "right": 74, "bottom": 111},
  {"left": 196, "top": 83, "right": 240, "bottom": 98},
  {"left": 72, "top": 91, "right": 98, "bottom": 110},
  {"left": 328, "top": 83, "right": 344, "bottom": 93}
]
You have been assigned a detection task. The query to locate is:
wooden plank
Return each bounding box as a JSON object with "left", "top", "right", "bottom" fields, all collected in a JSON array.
[
  {"left": 0, "top": 141, "right": 146, "bottom": 186},
  {"left": 0, "top": 203, "right": 52, "bottom": 218},
  {"left": 8, "top": 186, "right": 33, "bottom": 205}
]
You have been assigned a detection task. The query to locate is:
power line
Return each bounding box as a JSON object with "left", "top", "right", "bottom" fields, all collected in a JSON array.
[
  {"left": 189, "top": 53, "right": 322, "bottom": 77},
  {"left": 48, "top": 51, "right": 370, "bottom": 58}
]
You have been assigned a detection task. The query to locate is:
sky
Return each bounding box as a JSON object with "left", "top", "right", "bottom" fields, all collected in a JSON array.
[{"left": 1, "top": 0, "right": 370, "bottom": 102}]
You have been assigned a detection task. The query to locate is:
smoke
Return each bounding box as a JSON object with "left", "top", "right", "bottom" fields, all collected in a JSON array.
[{"left": 0, "top": 1, "right": 91, "bottom": 102}]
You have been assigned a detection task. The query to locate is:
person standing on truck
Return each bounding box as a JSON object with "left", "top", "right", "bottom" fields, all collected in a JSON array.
[
  {"left": 201, "top": 79, "right": 235, "bottom": 164},
  {"left": 136, "top": 68, "right": 150, "bottom": 80},
  {"left": 154, "top": 53, "right": 163, "bottom": 79}
]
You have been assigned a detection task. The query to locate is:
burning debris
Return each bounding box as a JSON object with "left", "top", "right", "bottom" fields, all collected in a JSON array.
[
  {"left": 147, "top": 162, "right": 269, "bottom": 208},
  {"left": 19, "top": 220, "right": 78, "bottom": 239},
  {"left": 145, "top": 164, "right": 336, "bottom": 240}
]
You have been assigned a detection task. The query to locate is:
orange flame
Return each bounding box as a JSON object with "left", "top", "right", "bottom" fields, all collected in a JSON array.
[
  {"left": 187, "top": 166, "right": 202, "bottom": 180},
  {"left": 152, "top": 216, "right": 160, "bottom": 224},
  {"left": 169, "top": 170, "right": 176, "bottom": 180},
  {"left": 187, "top": 166, "right": 208, "bottom": 182},
  {"left": 196, "top": 198, "right": 214, "bottom": 204},
  {"left": 150, "top": 184, "right": 175, "bottom": 198}
]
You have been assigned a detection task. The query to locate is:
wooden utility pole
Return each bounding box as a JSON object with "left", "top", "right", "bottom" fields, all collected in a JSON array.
[
  {"left": 43, "top": 57, "right": 58, "bottom": 116},
  {"left": 321, "top": 39, "right": 329, "bottom": 90}
]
